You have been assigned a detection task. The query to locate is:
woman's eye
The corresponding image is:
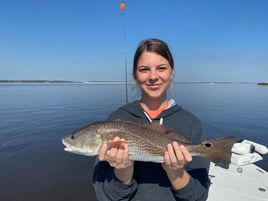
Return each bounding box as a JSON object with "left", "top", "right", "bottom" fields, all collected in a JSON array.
[
  {"left": 138, "top": 67, "right": 149, "bottom": 72},
  {"left": 158, "top": 66, "right": 168, "bottom": 71}
]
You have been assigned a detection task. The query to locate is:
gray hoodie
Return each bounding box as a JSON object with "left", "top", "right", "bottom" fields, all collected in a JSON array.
[{"left": 93, "top": 100, "right": 210, "bottom": 201}]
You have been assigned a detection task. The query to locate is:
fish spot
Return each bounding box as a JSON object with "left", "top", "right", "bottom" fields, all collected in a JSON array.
[{"left": 204, "top": 142, "right": 212, "bottom": 148}]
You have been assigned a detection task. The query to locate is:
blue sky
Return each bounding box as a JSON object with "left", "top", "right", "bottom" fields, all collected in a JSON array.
[{"left": 0, "top": 0, "right": 267, "bottom": 82}]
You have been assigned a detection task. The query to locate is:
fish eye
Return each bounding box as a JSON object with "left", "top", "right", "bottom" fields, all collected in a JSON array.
[
  {"left": 204, "top": 142, "right": 212, "bottom": 148},
  {"left": 71, "top": 135, "right": 76, "bottom": 140}
]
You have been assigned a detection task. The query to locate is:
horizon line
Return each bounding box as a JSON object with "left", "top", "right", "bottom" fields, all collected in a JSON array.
[{"left": 0, "top": 79, "right": 264, "bottom": 84}]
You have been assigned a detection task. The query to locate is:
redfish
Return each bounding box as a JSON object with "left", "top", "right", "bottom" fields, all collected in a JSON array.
[{"left": 62, "top": 120, "right": 239, "bottom": 166}]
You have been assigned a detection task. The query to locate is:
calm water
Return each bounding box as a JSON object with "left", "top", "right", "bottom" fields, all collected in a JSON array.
[{"left": 0, "top": 83, "right": 267, "bottom": 201}]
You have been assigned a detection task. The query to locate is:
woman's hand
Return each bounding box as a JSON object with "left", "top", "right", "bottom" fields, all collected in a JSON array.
[
  {"left": 99, "top": 137, "right": 134, "bottom": 184},
  {"left": 99, "top": 137, "right": 133, "bottom": 169},
  {"left": 162, "top": 142, "right": 192, "bottom": 190},
  {"left": 162, "top": 141, "right": 192, "bottom": 170}
]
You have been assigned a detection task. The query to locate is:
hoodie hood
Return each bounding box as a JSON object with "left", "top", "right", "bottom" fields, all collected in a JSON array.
[{"left": 115, "top": 100, "right": 182, "bottom": 123}]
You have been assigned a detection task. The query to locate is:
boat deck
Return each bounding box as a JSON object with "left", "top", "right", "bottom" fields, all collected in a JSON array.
[{"left": 207, "top": 163, "right": 268, "bottom": 201}]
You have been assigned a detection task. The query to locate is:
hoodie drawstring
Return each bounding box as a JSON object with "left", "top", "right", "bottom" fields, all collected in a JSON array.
[{"left": 143, "top": 111, "right": 164, "bottom": 125}]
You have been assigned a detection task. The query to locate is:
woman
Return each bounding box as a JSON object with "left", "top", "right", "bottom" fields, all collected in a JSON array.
[{"left": 93, "top": 39, "right": 210, "bottom": 201}]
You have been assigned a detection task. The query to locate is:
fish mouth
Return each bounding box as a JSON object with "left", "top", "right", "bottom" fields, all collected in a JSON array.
[{"left": 62, "top": 139, "right": 73, "bottom": 152}]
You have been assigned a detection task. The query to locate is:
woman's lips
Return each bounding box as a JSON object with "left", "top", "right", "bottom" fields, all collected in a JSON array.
[{"left": 147, "top": 84, "right": 161, "bottom": 90}]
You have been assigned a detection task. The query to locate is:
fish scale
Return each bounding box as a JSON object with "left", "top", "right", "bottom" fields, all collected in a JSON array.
[{"left": 97, "top": 125, "right": 167, "bottom": 162}]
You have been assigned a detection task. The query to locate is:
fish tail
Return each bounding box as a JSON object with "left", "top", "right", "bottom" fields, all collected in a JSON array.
[{"left": 202, "top": 136, "right": 239, "bottom": 166}]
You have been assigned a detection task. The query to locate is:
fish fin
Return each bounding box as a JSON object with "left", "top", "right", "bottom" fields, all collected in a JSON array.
[
  {"left": 144, "top": 122, "right": 192, "bottom": 144},
  {"left": 202, "top": 136, "right": 239, "bottom": 167},
  {"left": 112, "top": 120, "right": 192, "bottom": 144},
  {"left": 113, "top": 119, "right": 138, "bottom": 124},
  {"left": 106, "top": 140, "right": 125, "bottom": 150}
]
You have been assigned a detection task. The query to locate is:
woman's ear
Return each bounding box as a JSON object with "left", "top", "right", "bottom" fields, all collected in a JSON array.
[{"left": 170, "top": 70, "right": 175, "bottom": 81}]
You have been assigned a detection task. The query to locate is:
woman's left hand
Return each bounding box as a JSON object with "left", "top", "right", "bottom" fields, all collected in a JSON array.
[
  {"left": 162, "top": 142, "right": 192, "bottom": 171},
  {"left": 162, "top": 142, "right": 192, "bottom": 190}
]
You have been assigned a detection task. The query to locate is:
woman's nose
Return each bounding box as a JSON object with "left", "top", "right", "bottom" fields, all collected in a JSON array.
[{"left": 148, "top": 70, "right": 158, "bottom": 82}]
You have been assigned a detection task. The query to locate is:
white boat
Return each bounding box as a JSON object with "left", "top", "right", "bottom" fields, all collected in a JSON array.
[{"left": 207, "top": 162, "right": 268, "bottom": 201}]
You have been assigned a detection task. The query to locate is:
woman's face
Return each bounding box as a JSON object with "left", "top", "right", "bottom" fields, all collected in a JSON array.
[{"left": 135, "top": 51, "right": 174, "bottom": 100}]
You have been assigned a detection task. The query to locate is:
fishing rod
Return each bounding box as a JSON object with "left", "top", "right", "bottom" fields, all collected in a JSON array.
[{"left": 120, "top": 1, "right": 128, "bottom": 103}]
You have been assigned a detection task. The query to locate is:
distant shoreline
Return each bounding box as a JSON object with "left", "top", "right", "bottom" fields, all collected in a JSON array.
[
  {"left": 257, "top": 82, "right": 268, "bottom": 86},
  {"left": 0, "top": 80, "right": 263, "bottom": 85},
  {"left": 0, "top": 80, "right": 127, "bottom": 85},
  {"left": 0, "top": 80, "right": 81, "bottom": 84}
]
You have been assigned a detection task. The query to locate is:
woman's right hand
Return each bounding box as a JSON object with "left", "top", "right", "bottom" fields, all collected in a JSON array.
[
  {"left": 99, "top": 136, "right": 133, "bottom": 169},
  {"left": 99, "top": 137, "right": 134, "bottom": 184}
]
